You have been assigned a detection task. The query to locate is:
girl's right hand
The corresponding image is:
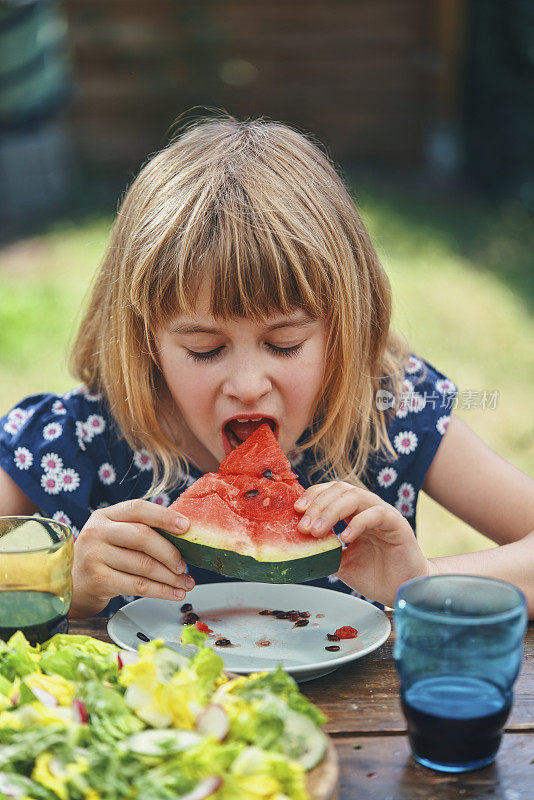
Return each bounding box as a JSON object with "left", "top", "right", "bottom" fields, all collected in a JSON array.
[{"left": 69, "top": 499, "right": 193, "bottom": 618}]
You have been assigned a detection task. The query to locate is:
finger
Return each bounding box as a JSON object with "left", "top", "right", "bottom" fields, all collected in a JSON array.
[
  {"left": 340, "top": 505, "right": 402, "bottom": 543},
  {"left": 106, "top": 544, "right": 195, "bottom": 594},
  {"left": 298, "top": 486, "right": 384, "bottom": 537},
  {"left": 297, "top": 484, "right": 354, "bottom": 536},
  {"left": 104, "top": 566, "right": 193, "bottom": 603},
  {"left": 105, "top": 499, "right": 189, "bottom": 534},
  {"left": 102, "top": 522, "right": 188, "bottom": 575},
  {"left": 294, "top": 482, "right": 338, "bottom": 511}
]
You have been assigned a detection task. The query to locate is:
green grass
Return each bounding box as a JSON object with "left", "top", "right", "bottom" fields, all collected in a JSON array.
[{"left": 1, "top": 184, "right": 533, "bottom": 559}]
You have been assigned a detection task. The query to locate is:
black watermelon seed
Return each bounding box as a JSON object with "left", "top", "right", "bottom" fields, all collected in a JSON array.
[
  {"left": 274, "top": 612, "right": 289, "bottom": 619},
  {"left": 287, "top": 612, "right": 300, "bottom": 621},
  {"left": 259, "top": 610, "right": 272, "bottom": 615},
  {"left": 244, "top": 489, "right": 259, "bottom": 498},
  {"left": 215, "top": 638, "right": 231, "bottom": 646},
  {"left": 325, "top": 645, "right": 340, "bottom": 652},
  {"left": 184, "top": 612, "right": 199, "bottom": 622},
  {"left": 299, "top": 611, "right": 311, "bottom": 618},
  {"left": 180, "top": 603, "right": 192, "bottom": 613},
  {"left": 293, "top": 619, "right": 309, "bottom": 628},
  {"left": 271, "top": 610, "right": 284, "bottom": 615},
  {"left": 136, "top": 631, "right": 150, "bottom": 642},
  {"left": 327, "top": 633, "right": 340, "bottom": 641},
  {"left": 262, "top": 469, "right": 274, "bottom": 479}
]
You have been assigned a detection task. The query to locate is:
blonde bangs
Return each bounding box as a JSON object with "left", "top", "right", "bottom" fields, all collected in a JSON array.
[{"left": 70, "top": 115, "right": 411, "bottom": 497}]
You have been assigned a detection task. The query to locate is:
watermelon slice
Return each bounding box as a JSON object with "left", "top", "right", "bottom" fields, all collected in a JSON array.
[{"left": 159, "top": 424, "right": 342, "bottom": 583}]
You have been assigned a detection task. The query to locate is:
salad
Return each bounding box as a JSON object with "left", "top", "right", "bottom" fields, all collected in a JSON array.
[{"left": 0, "top": 626, "right": 328, "bottom": 800}]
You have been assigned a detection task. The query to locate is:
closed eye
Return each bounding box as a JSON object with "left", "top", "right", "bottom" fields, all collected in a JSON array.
[{"left": 186, "top": 342, "right": 304, "bottom": 362}]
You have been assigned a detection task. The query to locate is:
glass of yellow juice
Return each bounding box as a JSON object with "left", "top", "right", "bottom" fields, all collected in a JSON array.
[{"left": 0, "top": 516, "right": 73, "bottom": 645}]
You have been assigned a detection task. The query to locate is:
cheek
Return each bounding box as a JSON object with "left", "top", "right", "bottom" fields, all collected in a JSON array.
[{"left": 282, "top": 356, "right": 325, "bottom": 403}]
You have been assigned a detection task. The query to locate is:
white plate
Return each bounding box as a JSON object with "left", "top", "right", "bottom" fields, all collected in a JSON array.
[{"left": 107, "top": 582, "right": 391, "bottom": 682}]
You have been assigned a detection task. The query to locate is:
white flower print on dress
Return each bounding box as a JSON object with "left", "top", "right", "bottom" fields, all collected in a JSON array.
[
  {"left": 397, "top": 482, "right": 415, "bottom": 503},
  {"left": 288, "top": 450, "right": 305, "bottom": 468},
  {"left": 405, "top": 356, "right": 423, "bottom": 375},
  {"left": 98, "top": 463, "right": 116, "bottom": 485},
  {"left": 86, "top": 414, "right": 106, "bottom": 436},
  {"left": 52, "top": 511, "right": 71, "bottom": 527},
  {"left": 408, "top": 393, "right": 426, "bottom": 414},
  {"left": 395, "top": 399, "right": 409, "bottom": 419},
  {"left": 51, "top": 400, "right": 67, "bottom": 415},
  {"left": 377, "top": 466, "right": 398, "bottom": 489},
  {"left": 436, "top": 378, "right": 457, "bottom": 395},
  {"left": 395, "top": 497, "right": 414, "bottom": 517},
  {"left": 394, "top": 430, "right": 418, "bottom": 455},
  {"left": 41, "top": 472, "right": 63, "bottom": 494},
  {"left": 75, "top": 421, "right": 92, "bottom": 451},
  {"left": 14, "top": 447, "right": 33, "bottom": 470},
  {"left": 43, "top": 422, "right": 63, "bottom": 441},
  {"left": 4, "top": 407, "right": 31, "bottom": 435},
  {"left": 151, "top": 492, "right": 170, "bottom": 506},
  {"left": 327, "top": 574, "right": 339, "bottom": 583},
  {"left": 60, "top": 468, "right": 80, "bottom": 492},
  {"left": 41, "top": 453, "right": 63, "bottom": 474},
  {"left": 134, "top": 449, "right": 153, "bottom": 471},
  {"left": 436, "top": 415, "right": 450, "bottom": 435}
]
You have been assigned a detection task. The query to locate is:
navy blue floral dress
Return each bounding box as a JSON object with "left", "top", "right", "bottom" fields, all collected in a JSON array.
[{"left": 0, "top": 355, "right": 457, "bottom": 616}]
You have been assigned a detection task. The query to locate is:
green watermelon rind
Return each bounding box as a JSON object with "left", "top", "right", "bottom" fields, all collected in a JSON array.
[{"left": 156, "top": 527, "right": 342, "bottom": 584}]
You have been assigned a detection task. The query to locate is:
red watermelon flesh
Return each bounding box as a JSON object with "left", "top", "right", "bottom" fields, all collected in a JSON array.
[
  {"left": 164, "top": 424, "right": 342, "bottom": 582},
  {"left": 219, "top": 421, "right": 297, "bottom": 481}
]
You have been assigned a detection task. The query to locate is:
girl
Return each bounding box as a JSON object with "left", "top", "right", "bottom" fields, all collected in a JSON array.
[{"left": 1, "top": 117, "right": 533, "bottom": 619}]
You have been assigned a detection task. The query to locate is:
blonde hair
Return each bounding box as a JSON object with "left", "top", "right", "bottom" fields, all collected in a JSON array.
[{"left": 71, "top": 115, "right": 410, "bottom": 495}]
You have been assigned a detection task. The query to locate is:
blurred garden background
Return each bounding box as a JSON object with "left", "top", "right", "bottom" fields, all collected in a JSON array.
[{"left": 1, "top": 0, "right": 533, "bottom": 558}]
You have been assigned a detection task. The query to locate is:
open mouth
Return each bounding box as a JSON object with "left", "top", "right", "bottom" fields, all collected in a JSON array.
[{"left": 222, "top": 417, "right": 277, "bottom": 453}]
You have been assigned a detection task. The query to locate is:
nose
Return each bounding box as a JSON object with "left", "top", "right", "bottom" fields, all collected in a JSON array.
[{"left": 221, "top": 357, "right": 272, "bottom": 404}]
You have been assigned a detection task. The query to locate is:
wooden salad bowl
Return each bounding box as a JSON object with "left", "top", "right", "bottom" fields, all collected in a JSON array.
[
  {"left": 307, "top": 736, "right": 339, "bottom": 800},
  {"left": 225, "top": 671, "right": 339, "bottom": 800}
]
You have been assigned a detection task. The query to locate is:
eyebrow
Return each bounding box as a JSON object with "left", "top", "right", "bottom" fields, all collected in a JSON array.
[{"left": 169, "top": 317, "right": 315, "bottom": 336}]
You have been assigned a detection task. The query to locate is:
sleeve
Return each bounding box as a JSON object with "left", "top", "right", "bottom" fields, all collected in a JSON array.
[
  {"left": 0, "top": 392, "right": 111, "bottom": 536},
  {"left": 371, "top": 354, "right": 458, "bottom": 525}
]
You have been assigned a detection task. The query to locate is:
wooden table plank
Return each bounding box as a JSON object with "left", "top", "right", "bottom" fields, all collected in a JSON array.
[{"left": 334, "top": 734, "right": 534, "bottom": 800}]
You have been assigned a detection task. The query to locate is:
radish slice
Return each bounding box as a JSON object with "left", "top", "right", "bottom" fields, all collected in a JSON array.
[
  {"left": 30, "top": 686, "right": 58, "bottom": 707},
  {"left": 118, "top": 650, "right": 139, "bottom": 669},
  {"left": 195, "top": 704, "right": 229, "bottom": 741},
  {"left": 0, "top": 773, "right": 30, "bottom": 798},
  {"left": 180, "top": 776, "right": 223, "bottom": 800},
  {"left": 72, "top": 699, "right": 89, "bottom": 724}
]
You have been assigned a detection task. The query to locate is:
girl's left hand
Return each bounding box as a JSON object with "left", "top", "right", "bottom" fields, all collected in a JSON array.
[{"left": 294, "top": 482, "right": 435, "bottom": 607}]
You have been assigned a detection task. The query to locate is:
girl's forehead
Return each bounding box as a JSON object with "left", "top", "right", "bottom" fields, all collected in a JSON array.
[{"left": 169, "top": 280, "right": 316, "bottom": 330}]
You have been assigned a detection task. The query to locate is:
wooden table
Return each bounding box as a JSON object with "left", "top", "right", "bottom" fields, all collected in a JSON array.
[{"left": 71, "top": 614, "right": 534, "bottom": 800}]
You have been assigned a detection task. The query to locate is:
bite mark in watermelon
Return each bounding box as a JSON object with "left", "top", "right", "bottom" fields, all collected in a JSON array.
[{"left": 159, "top": 424, "right": 342, "bottom": 583}]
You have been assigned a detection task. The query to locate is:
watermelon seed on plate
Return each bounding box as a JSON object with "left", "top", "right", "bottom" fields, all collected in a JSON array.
[
  {"left": 292, "top": 619, "right": 309, "bottom": 628},
  {"left": 244, "top": 489, "right": 259, "bottom": 498},
  {"left": 287, "top": 612, "right": 300, "bottom": 621},
  {"left": 183, "top": 612, "right": 199, "bottom": 623},
  {"left": 215, "top": 638, "right": 232, "bottom": 647},
  {"left": 180, "top": 603, "right": 193, "bottom": 613},
  {"left": 262, "top": 469, "right": 274, "bottom": 479},
  {"left": 258, "top": 610, "right": 272, "bottom": 615},
  {"left": 136, "top": 631, "right": 150, "bottom": 642},
  {"left": 299, "top": 611, "right": 311, "bottom": 618},
  {"left": 327, "top": 633, "right": 340, "bottom": 641},
  {"left": 325, "top": 645, "right": 340, "bottom": 652}
]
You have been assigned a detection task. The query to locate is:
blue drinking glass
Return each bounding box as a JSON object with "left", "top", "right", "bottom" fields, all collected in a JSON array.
[{"left": 394, "top": 575, "right": 527, "bottom": 773}]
